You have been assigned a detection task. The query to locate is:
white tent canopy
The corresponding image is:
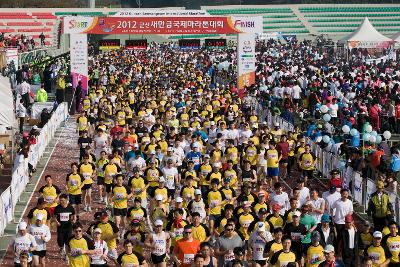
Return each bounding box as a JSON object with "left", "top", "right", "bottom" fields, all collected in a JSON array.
[
  {"left": 392, "top": 32, "right": 400, "bottom": 43},
  {"left": 0, "top": 76, "right": 16, "bottom": 129},
  {"left": 340, "top": 17, "right": 393, "bottom": 49}
]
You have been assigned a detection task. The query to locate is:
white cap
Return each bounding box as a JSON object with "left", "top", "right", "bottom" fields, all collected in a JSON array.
[
  {"left": 274, "top": 122, "right": 280, "bottom": 127},
  {"left": 134, "top": 143, "right": 139, "bottom": 148},
  {"left": 36, "top": 213, "right": 44, "bottom": 221},
  {"left": 324, "top": 244, "right": 335, "bottom": 253},
  {"left": 210, "top": 121, "right": 215, "bottom": 126},
  {"left": 167, "top": 147, "right": 173, "bottom": 152},
  {"left": 257, "top": 222, "right": 265, "bottom": 232},
  {"left": 154, "top": 219, "right": 163, "bottom": 226},
  {"left": 195, "top": 189, "right": 202, "bottom": 195},
  {"left": 158, "top": 176, "right": 165, "bottom": 183},
  {"left": 213, "top": 162, "right": 221, "bottom": 168},
  {"left": 373, "top": 231, "right": 383, "bottom": 238},
  {"left": 18, "top": 221, "right": 27, "bottom": 230},
  {"left": 155, "top": 195, "right": 163, "bottom": 201},
  {"left": 150, "top": 150, "right": 156, "bottom": 155},
  {"left": 176, "top": 197, "right": 183, "bottom": 203},
  {"left": 204, "top": 154, "right": 210, "bottom": 158},
  {"left": 94, "top": 228, "right": 102, "bottom": 234}
]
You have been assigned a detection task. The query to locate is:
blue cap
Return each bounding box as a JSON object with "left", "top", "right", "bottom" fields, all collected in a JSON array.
[{"left": 321, "top": 214, "right": 331, "bottom": 223}]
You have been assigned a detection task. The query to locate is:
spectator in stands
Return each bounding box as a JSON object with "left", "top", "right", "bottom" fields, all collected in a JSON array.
[
  {"left": 367, "top": 180, "right": 393, "bottom": 232},
  {"left": 39, "top": 32, "right": 45, "bottom": 46},
  {"left": 18, "top": 78, "right": 31, "bottom": 109}
]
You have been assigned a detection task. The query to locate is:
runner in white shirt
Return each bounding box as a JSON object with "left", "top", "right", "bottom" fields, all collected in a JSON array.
[
  {"left": 13, "top": 221, "right": 37, "bottom": 266},
  {"left": 270, "top": 182, "right": 290, "bottom": 215},
  {"left": 331, "top": 189, "right": 353, "bottom": 225},
  {"left": 309, "top": 189, "right": 325, "bottom": 224},
  {"left": 322, "top": 186, "right": 341, "bottom": 215},
  {"left": 248, "top": 222, "right": 273, "bottom": 266},
  {"left": 90, "top": 228, "right": 109, "bottom": 266},
  {"left": 162, "top": 159, "right": 180, "bottom": 196},
  {"left": 145, "top": 219, "right": 171, "bottom": 267},
  {"left": 128, "top": 152, "right": 147, "bottom": 173},
  {"left": 28, "top": 213, "right": 51, "bottom": 267}
]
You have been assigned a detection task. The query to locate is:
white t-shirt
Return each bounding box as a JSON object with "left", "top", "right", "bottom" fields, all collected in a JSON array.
[
  {"left": 248, "top": 231, "right": 273, "bottom": 260},
  {"left": 90, "top": 240, "right": 108, "bottom": 265},
  {"left": 322, "top": 191, "right": 341, "bottom": 215},
  {"left": 162, "top": 167, "right": 178, "bottom": 189},
  {"left": 270, "top": 192, "right": 290, "bottom": 215},
  {"left": 299, "top": 187, "right": 310, "bottom": 207},
  {"left": 13, "top": 233, "right": 37, "bottom": 263},
  {"left": 332, "top": 199, "right": 353, "bottom": 224},
  {"left": 292, "top": 85, "right": 301, "bottom": 99},
  {"left": 309, "top": 197, "right": 325, "bottom": 223},
  {"left": 28, "top": 224, "right": 51, "bottom": 251}
]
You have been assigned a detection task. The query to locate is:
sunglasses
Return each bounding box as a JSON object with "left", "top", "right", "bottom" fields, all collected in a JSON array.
[
  {"left": 75, "top": 229, "right": 82, "bottom": 233},
  {"left": 184, "top": 231, "right": 192, "bottom": 234},
  {"left": 226, "top": 228, "right": 234, "bottom": 231}
]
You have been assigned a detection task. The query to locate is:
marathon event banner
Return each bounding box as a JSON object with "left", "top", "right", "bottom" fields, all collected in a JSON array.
[
  {"left": 63, "top": 16, "right": 262, "bottom": 35},
  {"left": 237, "top": 33, "right": 256, "bottom": 91},
  {"left": 70, "top": 34, "right": 88, "bottom": 92}
]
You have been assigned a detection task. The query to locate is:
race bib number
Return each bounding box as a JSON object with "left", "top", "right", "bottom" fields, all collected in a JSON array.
[
  {"left": 304, "top": 160, "right": 312, "bottom": 167},
  {"left": 247, "top": 150, "right": 255, "bottom": 156},
  {"left": 98, "top": 169, "right": 104, "bottom": 176},
  {"left": 108, "top": 173, "right": 115, "bottom": 178},
  {"left": 133, "top": 214, "right": 142, "bottom": 220},
  {"left": 70, "top": 248, "right": 82, "bottom": 257},
  {"left": 369, "top": 252, "right": 381, "bottom": 263},
  {"left": 70, "top": 179, "right": 78, "bottom": 186},
  {"left": 310, "top": 254, "right": 321, "bottom": 264},
  {"left": 59, "top": 212, "right": 70, "bottom": 222},
  {"left": 115, "top": 193, "right": 125, "bottom": 201},
  {"left": 241, "top": 220, "right": 251, "bottom": 228},
  {"left": 174, "top": 228, "right": 184, "bottom": 238},
  {"left": 224, "top": 250, "right": 235, "bottom": 262},
  {"left": 210, "top": 200, "right": 220, "bottom": 208},
  {"left": 183, "top": 254, "right": 194, "bottom": 264},
  {"left": 389, "top": 242, "right": 400, "bottom": 252},
  {"left": 83, "top": 173, "right": 91, "bottom": 179}
]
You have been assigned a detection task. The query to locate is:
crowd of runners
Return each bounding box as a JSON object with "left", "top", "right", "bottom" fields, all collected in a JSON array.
[{"left": 10, "top": 39, "right": 400, "bottom": 267}]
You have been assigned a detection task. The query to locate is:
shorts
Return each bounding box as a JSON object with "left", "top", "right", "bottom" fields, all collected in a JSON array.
[
  {"left": 279, "top": 158, "right": 288, "bottom": 164},
  {"left": 302, "top": 169, "right": 314, "bottom": 179},
  {"left": 267, "top": 167, "right": 279, "bottom": 177},
  {"left": 32, "top": 250, "right": 46, "bottom": 258},
  {"left": 151, "top": 253, "right": 166, "bottom": 264},
  {"left": 167, "top": 188, "right": 176, "bottom": 198},
  {"left": 46, "top": 207, "right": 56, "bottom": 217},
  {"left": 105, "top": 184, "right": 113, "bottom": 193},
  {"left": 90, "top": 264, "right": 108, "bottom": 267},
  {"left": 113, "top": 208, "right": 127, "bottom": 217},
  {"left": 97, "top": 176, "right": 105, "bottom": 185},
  {"left": 14, "top": 263, "right": 32, "bottom": 267},
  {"left": 254, "top": 260, "right": 267, "bottom": 266},
  {"left": 82, "top": 184, "right": 92, "bottom": 191},
  {"left": 69, "top": 194, "right": 82, "bottom": 205},
  {"left": 208, "top": 214, "right": 221, "bottom": 222},
  {"left": 147, "top": 186, "right": 157, "bottom": 197},
  {"left": 107, "top": 248, "right": 118, "bottom": 260}
]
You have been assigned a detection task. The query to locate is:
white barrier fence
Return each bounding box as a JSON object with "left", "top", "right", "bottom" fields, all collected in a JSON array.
[
  {"left": 265, "top": 109, "right": 400, "bottom": 223},
  {"left": 0, "top": 102, "right": 68, "bottom": 235}
]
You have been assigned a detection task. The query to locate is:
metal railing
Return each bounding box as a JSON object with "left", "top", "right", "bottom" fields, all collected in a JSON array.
[{"left": 265, "top": 109, "right": 400, "bottom": 223}]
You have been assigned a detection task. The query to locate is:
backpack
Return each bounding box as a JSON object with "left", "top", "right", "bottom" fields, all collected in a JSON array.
[{"left": 390, "top": 155, "right": 400, "bottom": 172}]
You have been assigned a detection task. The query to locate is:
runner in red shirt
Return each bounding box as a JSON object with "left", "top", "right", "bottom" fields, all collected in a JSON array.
[
  {"left": 172, "top": 225, "right": 200, "bottom": 267},
  {"left": 277, "top": 135, "right": 290, "bottom": 179}
]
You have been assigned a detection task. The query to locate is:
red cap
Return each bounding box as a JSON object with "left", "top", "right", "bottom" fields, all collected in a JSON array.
[{"left": 345, "top": 215, "right": 353, "bottom": 223}]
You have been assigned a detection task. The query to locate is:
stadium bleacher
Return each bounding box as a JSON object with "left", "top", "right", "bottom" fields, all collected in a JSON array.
[{"left": 299, "top": 6, "right": 400, "bottom": 35}]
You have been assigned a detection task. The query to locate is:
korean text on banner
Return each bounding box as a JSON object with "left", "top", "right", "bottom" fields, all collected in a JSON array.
[
  {"left": 352, "top": 172, "right": 363, "bottom": 204},
  {"left": 366, "top": 179, "right": 377, "bottom": 210},
  {"left": 1, "top": 188, "right": 13, "bottom": 225},
  {"left": 70, "top": 34, "right": 88, "bottom": 92},
  {"left": 237, "top": 33, "right": 256, "bottom": 91},
  {"left": 63, "top": 16, "right": 262, "bottom": 35}
]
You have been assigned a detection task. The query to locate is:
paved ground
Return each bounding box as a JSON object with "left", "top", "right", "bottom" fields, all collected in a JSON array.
[{"left": 0, "top": 116, "right": 365, "bottom": 266}]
